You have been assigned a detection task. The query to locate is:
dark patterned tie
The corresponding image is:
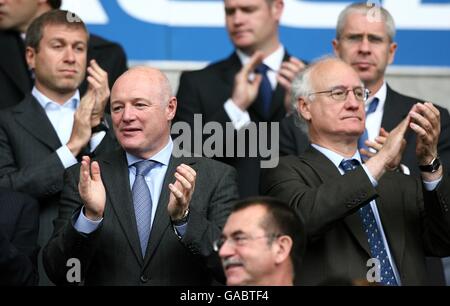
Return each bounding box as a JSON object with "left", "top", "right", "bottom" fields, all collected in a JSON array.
[
  {"left": 132, "top": 160, "right": 156, "bottom": 257},
  {"left": 340, "top": 159, "right": 398, "bottom": 286},
  {"left": 358, "top": 98, "right": 380, "bottom": 158},
  {"left": 255, "top": 63, "right": 273, "bottom": 116}
]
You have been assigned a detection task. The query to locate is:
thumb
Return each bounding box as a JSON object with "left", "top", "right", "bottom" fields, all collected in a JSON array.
[{"left": 392, "top": 115, "right": 410, "bottom": 138}]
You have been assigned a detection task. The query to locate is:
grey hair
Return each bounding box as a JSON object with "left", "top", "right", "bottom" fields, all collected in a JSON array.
[
  {"left": 336, "top": 2, "right": 396, "bottom": 42},
  {"left": 291, "top": 55, "right": 340, "bottom": 135}
]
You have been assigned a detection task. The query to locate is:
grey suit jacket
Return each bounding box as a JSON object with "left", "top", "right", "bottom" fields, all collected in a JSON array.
[
  {"left": 261, "top": 147, "right": 450, "bottom": 285},
  {"left": 0, "top": 94, "right": 118, "bottom": 260},
  {"left": 43, "top": 147, "right": 239, "bottom": 285}
]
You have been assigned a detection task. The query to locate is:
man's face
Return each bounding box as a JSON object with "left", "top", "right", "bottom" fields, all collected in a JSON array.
[
  {"left": 110, "top": 70, "right": 176, "bottom": 159},
  {"left": 299, "top": 61, "right": 366, "bottom": 143},
  {"left": 219, "top": 205, "right": 279, "bottom": 286},
  {"left": 333, "top": 12, "right": 397, "bottom": 90},
  {"left": 224, "top": 0, "right": 282, "bottom": 54},
  {"left": 0, "top": 0, "right": 40, "bottom": 32},
  {"left": 26, "top": 24, "right": 88, "bottom": 98}
]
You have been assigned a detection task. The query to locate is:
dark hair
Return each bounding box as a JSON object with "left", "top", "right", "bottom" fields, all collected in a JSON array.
[
  {"left": 231, "top": 196, "right": 306, "bottom": 274},
  {"left": 48, "top": 0, "right": 62, "bottom": 9},
  {"left": 25, "top": 10, "right": 88, "bottom": 52}
]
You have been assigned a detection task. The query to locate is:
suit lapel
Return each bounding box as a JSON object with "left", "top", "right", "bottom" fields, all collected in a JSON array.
[
  {"left": 0, "top": 31, "right": 32, "bottom": 94},
  {"left": 303, "top": 147, "right": 371, "bottom": 256},
  {"left": 13, "top": 95, "right": 61, "bottom": 150},
  {"left": 143, "top": 155, "right": 197, "bottom": 268},
  {"left": 101, "top": 149, "right": 144, "bottom": 265},
  {"left": 381, "top": 85, "right": 410, "bottom": 131}
]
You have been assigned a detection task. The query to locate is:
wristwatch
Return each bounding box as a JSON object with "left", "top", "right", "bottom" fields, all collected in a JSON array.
[
  {"left": 172, "top": 209, "right": 190, "bottom": 226},
  {"left": 419, "top": 156, "right": 441, "bottom": 173}
]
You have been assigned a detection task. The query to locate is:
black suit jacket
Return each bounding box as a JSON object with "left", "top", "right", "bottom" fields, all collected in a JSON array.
[
  {"left": 261, "top": 147, "right": 450, "bottom": 285},
  {"left": 0, "top": 94, "right": 119, "bottom": 284},
  {"left": 279, "top": 85, "right": 450, "bottom": 176},
  {"left": 175, "top": 52, "right": 293, "bottom": 197},
  {"left": 0, "top": 30, "right": 127, "bottom": 109},
  {"left": 43, "top": 148, "right": 239, "bottom": 285},
  {"left": 0, "top": 188, "right": 39, "bottom": 286}
]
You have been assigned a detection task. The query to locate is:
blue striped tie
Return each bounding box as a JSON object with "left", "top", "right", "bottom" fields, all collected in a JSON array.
[
  {"left": 132, "top": 160, "right": 156, "bottom": 257},
  {"left": 340, "top": 159, "right": 398, "bottom": 286}
]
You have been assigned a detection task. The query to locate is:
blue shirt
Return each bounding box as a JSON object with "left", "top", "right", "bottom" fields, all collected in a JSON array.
[{"left": 32, "top": 87, "right": 106, "bottom": 169}]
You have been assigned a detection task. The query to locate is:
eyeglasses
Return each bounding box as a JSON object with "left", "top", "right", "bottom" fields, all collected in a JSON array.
[
  {"left": 308, "top": 86, "right": 370, "bottom": 102},
  {"left": 213, "top": 233, "right": 280, "bottom": 252}
]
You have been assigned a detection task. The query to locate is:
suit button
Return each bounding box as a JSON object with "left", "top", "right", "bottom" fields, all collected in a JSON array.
[{"left": 140, "top": 275, "right": 148, "bottom": 283}]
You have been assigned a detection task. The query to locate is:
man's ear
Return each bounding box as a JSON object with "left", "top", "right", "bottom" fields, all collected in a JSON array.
[
  {"left": 298, "top": 97, "right": 311, "bottom": 121},
  {"left": 273, "top": 235, "right": 293, "bottom": 264},
  {"left": 25, "top": 46, "right": 37, "bottom": 70},
  {"left": 166, "top": 97, "right": 177, "bottom": 121}
]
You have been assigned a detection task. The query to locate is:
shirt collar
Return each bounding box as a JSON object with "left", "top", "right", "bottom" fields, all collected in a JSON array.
[
  {"left": 32, "top": 86, "right": 80, "bottom": 110},
  {"left": 126, "top": 137, "right": 173, "bottom": 168},
  {"left": 235, "top": 44, "right": 285, "bottom": 72},
  {"left": 311, "top": 143, "right": 362, "bottom": 169}
]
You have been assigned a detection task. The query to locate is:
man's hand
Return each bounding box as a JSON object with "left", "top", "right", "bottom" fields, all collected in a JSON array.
[
  {"left": 360, "top": 127, "right": 406, "bottom": 171},
  {"left": 277, "top": 56, "right": 306, "bottom": 114},
  {"left": 67, "top": 60, "right": 110, "bottom": 156},
  {"left": 231, "top": 51, "right": 264, "bottom": 111},
  {"left": 168, "top": 164, "right": 196, "bottom": 221},
  {"left": 365, "top": 116, "right": 410, "bottom": 180},
  {"left": 78, "top": 156, "right": 106, "bottom": 221},
  {"left": 409, "top": 102, "right": 442, "bottom": 180},
  {"left": 87, "top": 59, "right": 110, "bottom": 127}
]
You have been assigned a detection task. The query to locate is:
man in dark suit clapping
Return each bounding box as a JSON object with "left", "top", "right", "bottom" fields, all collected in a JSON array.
[{"left": 43, "top": 66, "right": 239, "bottom": 285}]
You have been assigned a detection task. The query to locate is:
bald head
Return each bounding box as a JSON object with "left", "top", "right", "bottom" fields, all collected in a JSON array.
[{"left": 112, "top": 66, "right": 172, "bottom": 106}]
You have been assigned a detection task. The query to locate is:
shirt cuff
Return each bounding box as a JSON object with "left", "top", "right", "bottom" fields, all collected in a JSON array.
[
  {"left": 224, "top": 99, "right": 251, "bottom": 130},
  {"left": 423, "top": 177, "right": 442, "bottom": 191},
  {"left": 361, "top": 164, "right": 378, "bottom": 187},
  {"left": 173, "top": 222, "right": 188, "bottom": 238},
  {"left": 90, "top": 131, "right": 106, "bottom": 152},
  {"left": 74, "top": 207, "right": 103, "bottom": 234},
  {"left": 56, "top": 145, "right": 78, "bottom": 169}
]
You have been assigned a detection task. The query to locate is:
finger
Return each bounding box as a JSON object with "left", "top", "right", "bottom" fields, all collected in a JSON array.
[
  {"left": 374, "top": 135, "right": 387, "bottom": 144},
  {"left": 174, "top": 172, "right": 192, "bottom": 190},
  {"left": 287, "top": 56, "right": 305, "bottom": 69},
  {"left": 87, "top": 66, "right": 104, "bottom": 84},
  {"left": 88, "top": 59, "right": 107, "bottom": 76},
  {"left": 379, "top": 127, "right": 389, "bottom": 137},
  {"left": 242, "top": 51, "right": 264, "bottom": 75},
  {"left": 280, "top": 60, "right": 304, "bottom": 76},
  {"left": 360, "top": 148, "right": 376, "bottom": 158},
  {"left": 79, "top": 156, "right": 91, "bottom": 188},
  {"left": 415, "top": 103, "right": 440, "bottom": 130},
  {"left": 87, "top": 75, "right": 102, "bottom": 90},
  {"left": 179, "top": 163, "right": 197, "bottom": 178},
  {"left": 277, "top": 68, "right": 296, "bottom": 85},
  {"left": 276, "top": 74, "right": 291, "bottom": 90},
  {"left": 410, "top": 122, "right": 428, "bottom": 138},
  {"left": 365, "top": 140, "right": 382, "bottom": 151},
  {"left": 169, "top": 183, "right": 183, "bottom": 199},
  {"left": 90, "top": 161, "right": 102, "bottom": 182},
  {"left": 409, "top": 110, "right": 433, "bottom": 133},
  {"left": 423, "top": 101, "right": 440, "bottom": 118}
]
